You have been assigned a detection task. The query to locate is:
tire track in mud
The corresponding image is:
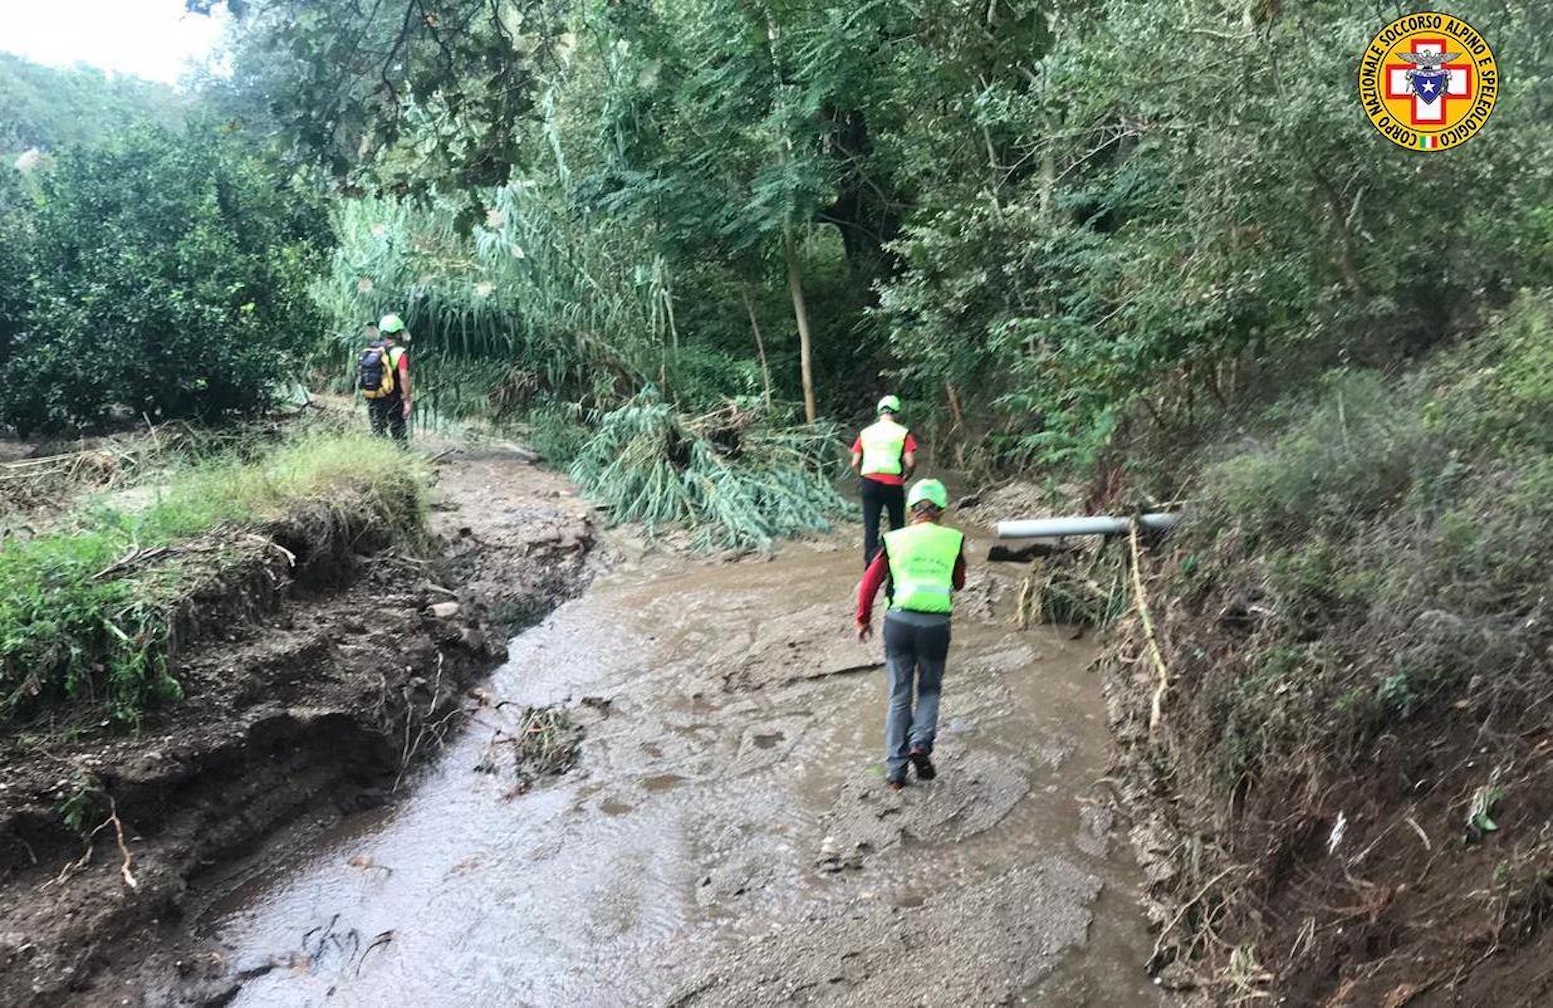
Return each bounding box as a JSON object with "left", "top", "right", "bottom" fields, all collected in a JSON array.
[{"left": 203, "top": 533, "right": 1166, "bottom": 1007}]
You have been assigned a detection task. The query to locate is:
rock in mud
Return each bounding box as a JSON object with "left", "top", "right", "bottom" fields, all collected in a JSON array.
[{"left": 1076, "top": 801, "right": 1115, "bottom": 858}]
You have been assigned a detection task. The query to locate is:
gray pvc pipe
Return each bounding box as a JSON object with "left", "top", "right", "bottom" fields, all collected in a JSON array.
[{"left": 995, "top": 512, "right": 1182, "bottom": 539}]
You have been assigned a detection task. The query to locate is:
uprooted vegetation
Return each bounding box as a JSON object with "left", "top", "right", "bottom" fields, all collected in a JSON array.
[
  {"left": 0, "top": 429, "right": 425, "bottom": 724},
  {"left": 0, "top": 422, "right": 283, "bottom": 518},
  {"left": 475, "top": 704, "right": 584, "bottom": 796},
  {"left": 1105, "top": 293, "right": 1553, "bottom": 1003},
  {"left": 560, "top": 392, "right": 854, "bottom": 550}
]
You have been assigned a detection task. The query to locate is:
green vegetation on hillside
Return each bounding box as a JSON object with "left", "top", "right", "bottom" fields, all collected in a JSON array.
[
  {"left": 1100, "top": 292, "right": 1553, "bottom": 1000},
  {"left": 217, "top": 0, "right": 1551, "bottom": 473},
  {"left": 0, "top": 53, "right": 186, "bottom": 155},
  {"left": 1179, "top": 293, "right": 1553, "bottom": 789}
]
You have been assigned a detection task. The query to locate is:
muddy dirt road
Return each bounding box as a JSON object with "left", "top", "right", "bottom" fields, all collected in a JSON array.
[{"left": 197, "top": 527, "right": 1164, "bottom": 1006}]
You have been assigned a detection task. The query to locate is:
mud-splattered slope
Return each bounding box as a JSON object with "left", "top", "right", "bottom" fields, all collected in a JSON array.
[
  {"left": 192, "top": 531, "right": 1165, "bottom": 1007},
  {"left": 0, "top": 447, "right": 593, "bottom": 1007}
]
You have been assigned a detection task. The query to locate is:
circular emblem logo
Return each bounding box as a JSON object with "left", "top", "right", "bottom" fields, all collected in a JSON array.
[{"left": 1358, "top": 13, "right": 1498, "bottom": 152}]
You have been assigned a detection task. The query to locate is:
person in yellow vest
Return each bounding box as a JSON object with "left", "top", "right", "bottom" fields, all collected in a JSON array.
[
  {"left": 850, "top": 395, "right": 917, "bottom": 568},
  {"left": 855, "top": 478, "right": 967, "bottom": 790},
  {"left": 359, "top": 313, "right": 413, "bottom": 441}
]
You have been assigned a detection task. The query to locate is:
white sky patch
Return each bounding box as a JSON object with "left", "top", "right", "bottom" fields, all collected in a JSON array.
[{"left": 0, "top": 0, "right": 230, "bottom": 85}]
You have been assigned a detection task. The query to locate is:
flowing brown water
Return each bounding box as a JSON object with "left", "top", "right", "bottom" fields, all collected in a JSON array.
[{"left": 199, "top": 531, "right": 1164, "bottom": 1006}]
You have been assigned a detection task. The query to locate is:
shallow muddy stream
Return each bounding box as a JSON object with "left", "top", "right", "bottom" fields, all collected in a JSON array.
[{"left": 198, "top": 529, "right": 1164, "bottom": 1006}]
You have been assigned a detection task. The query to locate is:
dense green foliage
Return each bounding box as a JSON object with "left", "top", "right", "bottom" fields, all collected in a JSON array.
[
  {"left": 0, "top": 127, "right": 330, "bottom": 434},
  {"left": 226, "top": 0, "right": 1553, "bottom": 475},
  {"left": 0, "top": 53, "right": 186, "bottom": 155},
  {"left": 0, "top": 432, "right": 426, "bottom": 725},
  {"left": 200, "top": 0, "right": 563, "bottom": 197},
  {"left": 876, "top": 1, "right": 1552, "bottom": 467}
]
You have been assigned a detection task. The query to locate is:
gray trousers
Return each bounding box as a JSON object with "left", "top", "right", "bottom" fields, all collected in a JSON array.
[{"left": 882, "top": 610, "right": 951, "bottom": 778}]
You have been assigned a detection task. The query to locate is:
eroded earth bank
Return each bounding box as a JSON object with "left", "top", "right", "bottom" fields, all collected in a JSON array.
[{"left": 0, "top": 448, "right": 594, "bottom": 1006}]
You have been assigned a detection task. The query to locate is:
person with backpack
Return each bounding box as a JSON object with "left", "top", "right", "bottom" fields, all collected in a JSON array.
[
  {"left": 850, "top": 395, "right": 917, "bottom": 568},
  {"left": 855, "top": 478, "right": 967, "bottom": 790},
  {"left": 360, "top": 313, "right": 412, "bottom": 441}
]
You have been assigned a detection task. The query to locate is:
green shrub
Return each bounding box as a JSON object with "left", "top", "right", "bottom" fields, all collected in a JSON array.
[
  {"left": 1205, "top": 370, "right": 1429, "bottom": 546},
  {"left": 1430, "top": 293, "right": 1553, "bottom": 454},
  {"left": 0, "top": 126, "right": 328, "bottom": 434}
]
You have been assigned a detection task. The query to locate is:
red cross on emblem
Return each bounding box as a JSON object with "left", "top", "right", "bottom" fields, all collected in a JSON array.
[{"left": 1386, "top": 38, "right": 1473, "bottom": 127}]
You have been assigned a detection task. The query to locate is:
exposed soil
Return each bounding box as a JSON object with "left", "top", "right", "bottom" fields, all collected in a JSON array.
[
  {"left": 0, "top": 446, "right": 594, "bottom": 1007},
  {"left": 1100, "top": 545, "right": 1553, "bottom": 1008}
]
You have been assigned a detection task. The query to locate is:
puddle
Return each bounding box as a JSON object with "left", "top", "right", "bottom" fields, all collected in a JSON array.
[{"left": 202, "top": 527, "right": 1165, "bottom": 1007}]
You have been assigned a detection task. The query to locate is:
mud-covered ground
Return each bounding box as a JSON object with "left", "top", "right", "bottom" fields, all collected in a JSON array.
[
  {"left": 168, "top": 518, "right": 1166, "bottom": 1006},
  {"left": 0, "top": 446, "right": 594, "bottom": 1007}
]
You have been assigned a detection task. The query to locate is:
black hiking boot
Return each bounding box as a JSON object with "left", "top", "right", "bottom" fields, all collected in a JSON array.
[
  {"left": 886, "top": 772, "right": 907, "bottom": 792},
  {"left": 909, "top": 748, "right": 936, "bottom": 781}
]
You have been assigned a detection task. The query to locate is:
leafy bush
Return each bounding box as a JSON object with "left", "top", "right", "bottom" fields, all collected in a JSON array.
[
  {"left": 0, "top": 126, "right": 328, "bottom": 434},
  {"left": 0, "top": 432, "right": 425, "bottom": 725},
  {"left": 1205, "top": 370, "right": 1431, "bottom": 547},
  {"left": 0, "top": 168, "right": 33, "bottom": 357}
]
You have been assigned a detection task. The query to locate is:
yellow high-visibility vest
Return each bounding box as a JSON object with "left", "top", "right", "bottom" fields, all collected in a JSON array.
[
  {"left": 884, "top": 523, "right": 962, "bottom": 614},
  {"left": 859, "top": 419, "right": 909, "bottom": 476}
]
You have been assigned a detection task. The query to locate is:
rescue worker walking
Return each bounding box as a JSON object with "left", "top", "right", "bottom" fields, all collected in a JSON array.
[
  {"left": 850, "top": 395, "right": 917, "bottom": 567},
  {"left": 360, "top": 313, "right": 413, "bottom": 442},
  {"left": 856, "top": 478, "right": 966, "bottom": 790}
]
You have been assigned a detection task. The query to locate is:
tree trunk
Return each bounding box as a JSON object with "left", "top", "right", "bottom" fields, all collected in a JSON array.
[
  {"left": 946, "top": 380, "right": 967, "bottom": 468},
  {"left": 817, "top": 106, "right": 903, "bottom": 282},
  {"left": 945, "top": 380, "right": 965, "bottom": 435},
  {"left": 742, "top": 283, "right": 774, "bottom": 410},
  {"left": 786, "top": 240, "right": 818, "bottom": 423}
]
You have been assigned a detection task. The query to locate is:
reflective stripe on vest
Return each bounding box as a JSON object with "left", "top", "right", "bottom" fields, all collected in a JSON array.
[
  {"left": 860, "top": 419, "right": 908, "bottom": 476},
  {"left": 884, "top": 523, "right": 963, "bottom": 614}
]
